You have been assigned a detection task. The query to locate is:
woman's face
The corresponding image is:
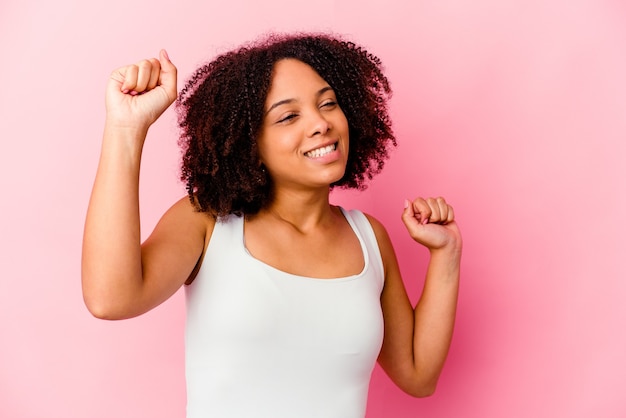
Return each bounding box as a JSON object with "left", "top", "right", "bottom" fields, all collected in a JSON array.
[{"left": 257, "top": 59, "right": 349, "bottom": 191}]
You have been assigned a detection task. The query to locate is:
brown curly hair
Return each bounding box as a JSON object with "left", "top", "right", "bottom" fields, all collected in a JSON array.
[{"left": 176, "top": 33, "right": 395, "bottom": 217}]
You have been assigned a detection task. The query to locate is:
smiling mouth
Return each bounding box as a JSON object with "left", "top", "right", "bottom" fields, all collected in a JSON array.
[{"left": 304, "top": 142, "right": 337, "bottom": 158}]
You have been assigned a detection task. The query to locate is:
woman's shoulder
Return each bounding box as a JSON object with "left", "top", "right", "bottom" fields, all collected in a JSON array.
[
  {"left": 336, "top": 206, "right": 393, "bottom": 249},
  {"left": 350, "top": 209, "right": 395, "bottom": 255},
  {"left": 161, "top": 196, "right": 217, "bottom": 240},
  {"left": 340, "top": 207, "right": 387, "bottom": 234}
]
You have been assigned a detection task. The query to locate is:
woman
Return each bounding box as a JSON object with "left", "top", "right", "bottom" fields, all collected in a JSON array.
[{"left": 82, "top": 34, "right": 462, "bottom": 417}]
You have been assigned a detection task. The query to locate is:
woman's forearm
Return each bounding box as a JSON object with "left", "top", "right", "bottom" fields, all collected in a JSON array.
[{"left": 412, "top": 247, "right": 461, "bottom": 392}]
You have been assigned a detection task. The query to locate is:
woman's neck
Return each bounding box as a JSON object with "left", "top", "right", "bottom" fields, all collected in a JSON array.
[{"left": 256, "top": 186, "right": 336, "bottom": 233}]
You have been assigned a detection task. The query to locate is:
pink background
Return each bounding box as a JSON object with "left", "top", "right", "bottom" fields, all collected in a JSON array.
[{"left": 1, "top": 0, "right": 625, "bottom": 416}]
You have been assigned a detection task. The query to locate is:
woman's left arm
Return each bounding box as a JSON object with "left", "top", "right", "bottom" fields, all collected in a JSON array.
[{"left": 371, "top": 197, "right": 462, "bottom": 397}]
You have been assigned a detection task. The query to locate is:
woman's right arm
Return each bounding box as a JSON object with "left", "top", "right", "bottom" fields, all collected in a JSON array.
[{"left": 81, "top": 50, "right": 207, "bottom": 320}]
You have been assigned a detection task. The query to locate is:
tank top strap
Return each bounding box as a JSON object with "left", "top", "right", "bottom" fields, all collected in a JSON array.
[{"left": 339, "top": 207, "right": 385, "bottom": 287}]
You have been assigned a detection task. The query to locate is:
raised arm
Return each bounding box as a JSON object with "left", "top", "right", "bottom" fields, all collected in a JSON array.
[
  {"left": 373, "top": 197, "right": 462, "bottom": 397},
  {"left": 81, "top": 51, "right": 206, "bottom": 320}
]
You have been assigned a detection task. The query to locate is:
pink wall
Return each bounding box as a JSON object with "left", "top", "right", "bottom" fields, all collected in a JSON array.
[{"left": 1, "top": 0, "right": 625, "bottom": 416}]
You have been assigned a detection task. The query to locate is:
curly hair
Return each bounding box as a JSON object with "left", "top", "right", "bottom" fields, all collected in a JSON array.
[{"left": 176, "top": 33, "right": 395, "bottom": 217}]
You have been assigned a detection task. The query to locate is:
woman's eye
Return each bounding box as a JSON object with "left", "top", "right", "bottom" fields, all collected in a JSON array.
[
  {"left": 321, "top": 100, "right": 337, "bottom": 108},
  {"left": 277, "top": 113, "right": 297, "bottom": 123}
]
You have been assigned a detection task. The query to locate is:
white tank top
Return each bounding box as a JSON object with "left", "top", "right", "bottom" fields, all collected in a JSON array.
[{"left": 184, "top": 208, "right": 385, "bottom": 418}]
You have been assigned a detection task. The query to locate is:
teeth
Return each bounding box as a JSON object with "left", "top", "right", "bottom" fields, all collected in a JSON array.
[{"left": 305, "top": 143, "right": 336, "bottom": 158}]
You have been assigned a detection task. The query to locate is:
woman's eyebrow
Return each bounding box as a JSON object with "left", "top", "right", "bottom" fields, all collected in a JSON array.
[
  {"left": 317, "top": 86, "right": 334, "bottom": 96},
  {"left": 266, "top": 98, "right": 295, "bottom": 115},
  {"left": 265, "top": 86, "right": 334, "bottom": 115}
]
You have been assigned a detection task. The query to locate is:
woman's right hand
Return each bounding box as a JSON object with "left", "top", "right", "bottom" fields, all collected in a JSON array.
[{"left": 105, "top": 49, "right": 178, "bottom": 133}]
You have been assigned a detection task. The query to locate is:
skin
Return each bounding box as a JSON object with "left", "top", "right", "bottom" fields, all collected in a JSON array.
[{"left": 82, "top": 51, "right": 462, "bottom": 398}]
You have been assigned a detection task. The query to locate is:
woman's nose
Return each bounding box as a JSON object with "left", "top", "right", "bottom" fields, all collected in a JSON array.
[{"left": 307, "top": 110, "right": 332, "bottom": 137}]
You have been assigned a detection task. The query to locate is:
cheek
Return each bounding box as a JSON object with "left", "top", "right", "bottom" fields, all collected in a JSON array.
[
  {"left": 256, "top": 135, "right": 289, "bottom": 171},
  {"left": 336, "top": 114, "right": 348, "bottom": 137},
  {"left": 256, "top": 139, "right": 271, "bottom": 166},
  {"left": 335, "top": 110, "right": 349, "bottom": 133},
  {"left": 256, "top": 129, "right": 275, "bottom": 163}
]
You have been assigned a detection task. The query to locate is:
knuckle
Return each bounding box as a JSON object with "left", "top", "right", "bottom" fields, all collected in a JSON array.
[
  {"left": 136, "top": 61, "right": 154, "bottom": 76},
  {"left": 137, "top": 59, "right": 152, "bottom": 68}
]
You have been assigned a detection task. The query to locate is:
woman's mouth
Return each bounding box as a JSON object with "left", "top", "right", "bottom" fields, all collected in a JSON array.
[{"left": 304, "top": 142, "right": 337, "bottom": 158}]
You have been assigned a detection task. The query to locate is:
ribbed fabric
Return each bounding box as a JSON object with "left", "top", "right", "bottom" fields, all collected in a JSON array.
[{"left": 185, "top": 208, "right": 384, "bottom": 418}]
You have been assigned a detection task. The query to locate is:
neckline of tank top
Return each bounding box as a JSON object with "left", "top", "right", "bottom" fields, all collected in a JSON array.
[{"left": 240, "top": 207, "right": 370, "bottom": 282}]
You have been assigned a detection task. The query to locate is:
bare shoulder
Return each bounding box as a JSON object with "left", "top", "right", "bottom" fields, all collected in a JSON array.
[
  {"left": 362, "top": 212, "right": 394, "bottom": 252},
  {"left": 142, "top": 196, "right": 216, "bottom": 285},
  {"left": 152, "top": 196, "right": 216, "bottom": 240},
  {"left": 362, "top": 212, "right": 386, "bottom": 235},
  {"left": 361, "top": 212, "right": 400, "bottom": 276}
]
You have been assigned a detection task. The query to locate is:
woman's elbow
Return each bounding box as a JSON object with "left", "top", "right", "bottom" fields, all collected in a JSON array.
[
  {"left": 83, "top": 296, "right": 126, "bottom": 320},
  {"left": 401, "top": 377, "right": 439, "bottom": 398},
  {"left": 407, "top": 384, "right": 437, "bottom": 398},
  {"left": 81, "top": 284, "right": 134, "bottom": 320},
  {"left": 81, "top": 272, "right": 140, "bottom": 320}
]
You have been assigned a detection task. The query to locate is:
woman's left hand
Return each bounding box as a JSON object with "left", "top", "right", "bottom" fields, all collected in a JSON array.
[{"left": 401, "top": 197, "right": 462, "bottom": 252}]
